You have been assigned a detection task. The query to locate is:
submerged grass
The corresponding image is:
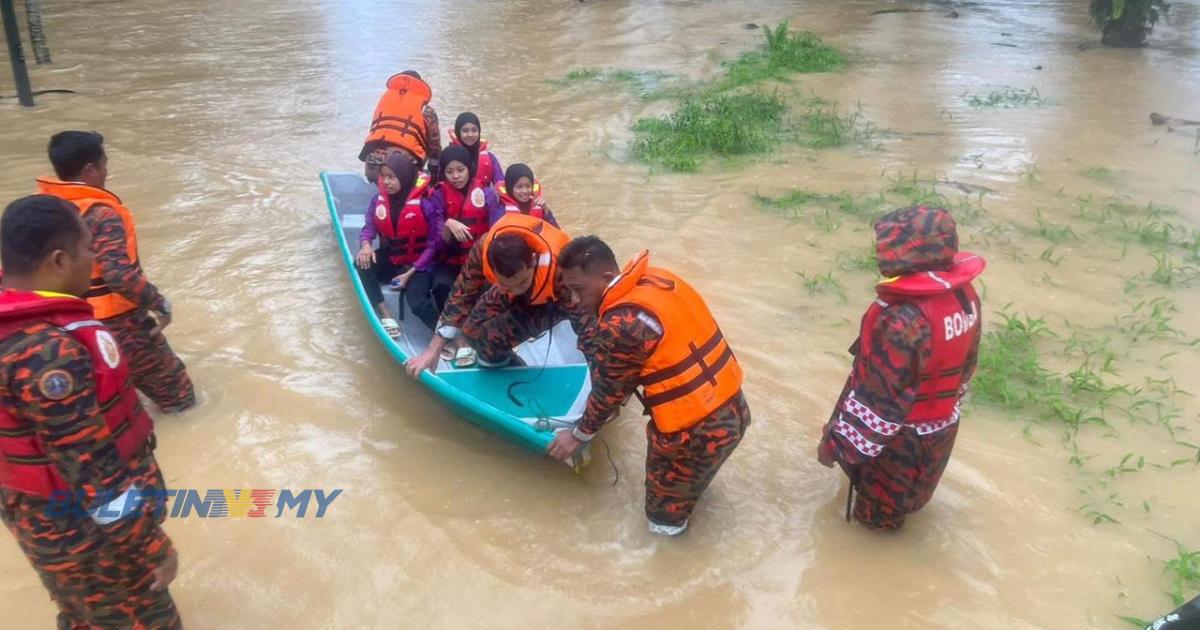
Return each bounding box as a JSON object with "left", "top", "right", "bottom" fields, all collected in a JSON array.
[
  {"left": 962, "top": 86, "right": 1046, "bottom": 108},
  {"left": 721, "top": 22, "right": 845, "bottom": 88},
  {"left": 796, "top": 100, "right": 876, "bottom": 148},
  {"left": 550, "top": 68, "right": 677, "bottom": 99},
  {"left": 752, "top": 172, "right": 989, "bottom": 232},
  {"left": 631, "top": 92, "right": 786, "bottom": 171},
  {"left": 627, "top": 24, "right": 855, "bottom": 171}
]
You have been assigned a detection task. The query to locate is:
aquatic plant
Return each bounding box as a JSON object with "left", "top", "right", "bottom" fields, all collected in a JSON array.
[
  {"left": 796, "top": 100, "right": 875, "bottom": 149},
  {"left": 1164, "top": 544, "right": 1200, "bottom": 606},
  {"left": 550, "top": 68, "right": 676, "bottom": 99},
  {"left": 630, "top": 91, "right": 786, "bottom": 171},
  {"left": 962, "top": 87, "right": 1045, "bottom": 108},
  {"left": 1090, "top": 0, "right": 1169, "bottom": 47},
  {"left": 1081, "top": 166, "right": 1117, "bottom": 183},
  {"left": 795, "top": 270, "right": 847, "bottom": 302},
  {"left": 722, "top": 23, "right": 845, "bottom": 88},
  {"left": 972, "top": 308, "right": 1055, "bottom": 412}
]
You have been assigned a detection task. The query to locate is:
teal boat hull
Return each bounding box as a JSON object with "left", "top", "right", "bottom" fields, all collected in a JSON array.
[{"left": 321, "top": 171, "right": 591, "bottom": 455}]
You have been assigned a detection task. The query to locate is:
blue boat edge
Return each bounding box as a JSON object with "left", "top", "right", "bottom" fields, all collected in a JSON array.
[{"left": 319, "top": 170, "right": 563, "bottom": 455}]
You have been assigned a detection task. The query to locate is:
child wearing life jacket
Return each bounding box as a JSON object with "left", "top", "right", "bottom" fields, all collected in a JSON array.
[
  {"left": 496, "top": 163, "right": 559, "bottom": 228},
  {"left": 355, "top": 153, "right": 437, "bottom": 337},
  {"left": 449, "top": 112, "right": 503, "bottom": 188},
  {"left": 426, "top": 145, "right": 505, "bottom": 268},
  {"left": 419, "top": 145, "right": 505, "bottom": 360}
]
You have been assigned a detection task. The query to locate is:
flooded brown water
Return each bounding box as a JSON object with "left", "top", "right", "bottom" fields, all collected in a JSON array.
[{"left": 2, "top": 0, "right": 1199, "bottom": 628}]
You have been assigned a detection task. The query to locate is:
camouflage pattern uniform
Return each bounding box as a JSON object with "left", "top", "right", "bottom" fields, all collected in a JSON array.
[
  {"left": 818, "top": 207, "right": 980, "bottom": 531},
  {"left": 577, "top": 307, "right": 750, "bottom": 529},
  {"left": 437, "top": 241, "right": 591, "bottom": 366},
  {"left": 83, "top": 207, "right": 195, "bottom": 413},
  {"left": 0, "top": 321, "right": 180, "bottom": 629}
]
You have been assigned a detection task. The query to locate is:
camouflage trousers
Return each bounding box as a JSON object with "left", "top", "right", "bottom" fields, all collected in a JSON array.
[
  {"left": 644, "top": 391, "right": 751, "bottom": 528},
  {"left": 0, "top": 453, "right": 181, "bottom": 629},
  {"left": 104, "top": 311, "right": 196, "bottom": 414},
  {"left": 461, "top": 286, "right": 577, "bottom": 367},
  {"left": 851, "top": 423, "right": 959, "bottom": 531}
]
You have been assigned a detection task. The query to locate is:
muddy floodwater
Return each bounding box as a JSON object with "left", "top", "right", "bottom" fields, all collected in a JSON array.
[{"left": 2, "top": 0, "right": 1199, "bottom": 628}]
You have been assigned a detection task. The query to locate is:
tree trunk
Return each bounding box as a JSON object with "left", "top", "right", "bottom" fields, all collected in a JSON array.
[{"left": 24, "top": 0, "right": 49, "bottom": 64}]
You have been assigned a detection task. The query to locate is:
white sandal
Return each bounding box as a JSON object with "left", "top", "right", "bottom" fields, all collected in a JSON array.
[{"left": 380, "top": 318, "right": 402, "bottom": 338}]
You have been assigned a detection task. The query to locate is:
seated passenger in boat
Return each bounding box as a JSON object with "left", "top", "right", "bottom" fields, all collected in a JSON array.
[
  {"left": 355, "top": 153, "right": 438, "bottom": 337},
  {"left": 359, "top": 70, "right": 442, "bottom": 183},
  {"left": 448, "top": 112, "right": 503, "bottom": 188},
  {"left": 497, "top": 163, "right": 559, "bottom": 228},
  {"left": 427, "top": 145, "right": 504, "bottom": 271}
]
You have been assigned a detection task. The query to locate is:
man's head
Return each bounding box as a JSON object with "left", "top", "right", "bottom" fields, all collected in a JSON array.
[
  {"left": 48, "top": 131, "right": 108, "bottom": 188},
  {"left": 559, "top": 236, "right": 620, "bottom": 313},
  {"left": 487, "top": 234, "right": 537, "bottom": 297},
  {"left": 1, "top": 195, "right": 95, "bottom": 296}
]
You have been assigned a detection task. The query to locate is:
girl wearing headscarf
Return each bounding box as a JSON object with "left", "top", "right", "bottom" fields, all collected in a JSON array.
[
  {"left": 496, "top": 163, "right": 559, "bottom": 228},
  {"left": 354, "top": 151, "right": 437, "bottom": 337},
  {"left": 415, "top": 146, "right": 505, "bottom": 348},
  {"left": 448, "top": 112, "right": 504, "bottom": 188}
]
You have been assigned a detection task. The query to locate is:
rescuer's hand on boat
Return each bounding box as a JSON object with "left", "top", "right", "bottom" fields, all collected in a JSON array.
[
  {"left": 547, "top": 430, "right": 582, "bottom": 462},
  {"left": 406, "top": 343, "right": 441, "bottom": 378}
]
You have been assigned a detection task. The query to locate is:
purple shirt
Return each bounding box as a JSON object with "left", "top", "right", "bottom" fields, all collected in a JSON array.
[
  {"left": 358, "top": 192, "right": 442, "bottom": 271},
  {"left": 482, "top": 151, "right": 504, "bottom": 188}
]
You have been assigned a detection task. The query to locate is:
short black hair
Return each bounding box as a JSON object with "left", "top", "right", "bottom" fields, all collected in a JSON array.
[
  {"left": 399, "top": 69, "right": 422, "bottom": 80},
  {"left": 559, "top": 236, "right": 619, "bottom": 274},
  {"left": 1, "top": 195, "right": 88, "bottom": 275},
  {"left": 48, "top": 130, "right": 105, "bottom": 180},
  {"left": 488, "top": 234, "right": 535, "bottom": 277}
]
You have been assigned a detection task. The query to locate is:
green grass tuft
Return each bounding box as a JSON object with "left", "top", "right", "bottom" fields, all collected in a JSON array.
[
  {"left": 722, "top": 23, "right": 845, "bottom": 88},
  {"left": 962, "top": 86, "right": 1046, "bottom": 108},
  {"left": 1081, "top": 166, "right": 1116, "bottom": 183},
  {"left": 631, "top": 91, "right": 786, "bottom": 171},
  {"left": 550, "top": 68, "right": 676, "bottom": 99}
]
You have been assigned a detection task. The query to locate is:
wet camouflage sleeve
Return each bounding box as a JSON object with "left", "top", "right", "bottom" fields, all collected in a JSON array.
[
  {"left": 824, "top": 303, "right": 930, "bottom": 467},
  {"left": 82, "top": 206, "right": 165, "bottom": 312},
  {"left": 577, "top": 306, "right": 662, "bottom": 436},
  {"left": 438, "top": 240, "right": 488, "bottom": 332},
  {"left": 424, "top": 106, "right": 441, "bottom": 162},
  {"left": 3, "top": 325, "right": 132, "bottom": 510}
]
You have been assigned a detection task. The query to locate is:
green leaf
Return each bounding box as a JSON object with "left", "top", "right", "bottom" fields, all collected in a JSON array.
[
  {"left": 1112, "top": 0, "right": 1127, "bottom": 20},
  {"left": 1116, "top": 615, "right": 1150, "bottom": 628}
]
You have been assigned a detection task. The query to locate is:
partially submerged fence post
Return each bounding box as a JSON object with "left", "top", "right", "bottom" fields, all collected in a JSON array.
[
  {"left": 1, "top": 0, "right": 35, "bottom": 106},
  {"left": 25, "top": 0, "right": 50, "bottom": 64}
]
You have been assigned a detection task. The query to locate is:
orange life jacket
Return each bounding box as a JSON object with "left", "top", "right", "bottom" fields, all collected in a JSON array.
[
  {"left": 496, "top": 179, "right": 546, "bottom": 221},
  {"left": 34, "top": 178, "right": 140, "bottom": 320},
  {"left": 448, "top": 131, "right": 498, "bottom": 187},
  {"left": 0, "top": 290, "right": 152, "bottom": 497},
  {"left": 859, "top": 252, "right": 985, "bottom": 430},
  {"left": 599, "top": 251, "right": 744, "bottom": 433},
  {"left": 372, "top": 174, "right": 432, "bottom": 266},
  {"left": 359, "top": 73, "right": 433, "bottom": 162},
  {"left": 480, "top": 213, "right": 569, "bottom": 306}
]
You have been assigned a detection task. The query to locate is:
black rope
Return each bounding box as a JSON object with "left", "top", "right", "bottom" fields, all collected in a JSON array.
[{"left": 505, "top": 327, "right": 620, "bottom": 487}]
